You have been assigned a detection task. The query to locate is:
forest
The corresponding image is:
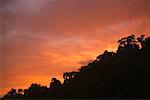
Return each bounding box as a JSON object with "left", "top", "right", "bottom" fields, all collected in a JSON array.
[{"left": 2, "top": 34, "right": 150, "bottom": 99}]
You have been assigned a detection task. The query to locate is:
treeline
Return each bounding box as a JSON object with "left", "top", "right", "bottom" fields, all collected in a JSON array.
[{"left": 2, "top": 34, "right": 150, "bottom": 99}]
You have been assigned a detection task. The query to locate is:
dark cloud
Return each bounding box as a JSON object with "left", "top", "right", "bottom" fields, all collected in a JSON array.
[
  {"left": 2, "top": 0, "right": 150, "bottom": 37},
  {"left": 78, "top": 59, "right": 93, "bottom": 65}
]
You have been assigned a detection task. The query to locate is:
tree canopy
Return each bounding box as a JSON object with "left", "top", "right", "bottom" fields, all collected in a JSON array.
[{"left": 2, "top": 34, "right": 150, "bottom": 99}]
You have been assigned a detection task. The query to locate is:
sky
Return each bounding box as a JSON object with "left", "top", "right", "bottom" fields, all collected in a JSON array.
[{"left": 1, "top": 0, "right": 150, "bottom": 96}]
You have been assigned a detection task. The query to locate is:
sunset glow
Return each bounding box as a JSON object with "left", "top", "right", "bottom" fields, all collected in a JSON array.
[{"left": 1, "top": 0, "right": 150, "bottom": 96}]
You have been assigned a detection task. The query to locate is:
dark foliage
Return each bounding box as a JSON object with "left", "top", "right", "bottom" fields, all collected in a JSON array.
[{"left": 2, "top": 34, "right": 150, "bottom": 99}]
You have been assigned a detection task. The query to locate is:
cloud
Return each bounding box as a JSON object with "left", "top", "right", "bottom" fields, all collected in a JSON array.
[
  {"left": 1, "top": 0, "right": 150, "bottom": 96},
  {"left": 78, "top": 59, "right": 93, "bottom": 65},
  {"left": 2, "top": 0, "right": 150, "bottom": 36}
]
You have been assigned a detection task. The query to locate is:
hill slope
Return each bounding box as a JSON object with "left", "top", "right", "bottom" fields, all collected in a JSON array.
[{"left": 2, "top": 34, "right": 150, "bottom": 99}]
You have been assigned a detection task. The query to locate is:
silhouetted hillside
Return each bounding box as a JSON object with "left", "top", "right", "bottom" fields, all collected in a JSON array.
[{"left": 2, "top": 34, "right": 150, "bottom": 99}]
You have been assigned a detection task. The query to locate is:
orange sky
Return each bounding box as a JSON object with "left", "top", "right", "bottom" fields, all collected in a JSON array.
[{"left": 1, "top": 0, "right": 150, "bottom": 96}]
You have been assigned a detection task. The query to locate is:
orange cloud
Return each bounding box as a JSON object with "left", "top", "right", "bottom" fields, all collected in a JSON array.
[{"left": 1, "top": 0, "right": 150, "bottom": 96}]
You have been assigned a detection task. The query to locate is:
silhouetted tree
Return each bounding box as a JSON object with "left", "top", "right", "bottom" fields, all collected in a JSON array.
[
  {"left": 141, "top": 37, "right": 150, "bottom": 55},
  {"left": 2, "top": 34, "right": 150, "bottom": 99},
  {"left": 144, "top": 37, "right": 150, "bottom": 49},
  {"left": 126, "top": 34, "right": 135, "bottom": 46},
  {"left": 117, "top": 35, "right": 139, "bottom": 54},
  {"left": 118, "top": 37, "right": 127, "bottom": 47},
  {"left": 49, "top": 78, "right": 62, "bottom": 98},
  {"left": 63, "top": 71, "right": 78, "bottom": 81},
  {"left": 96, "top": 50, "right": 114, "bottom": 62},
  {"left": 3, "top": 88, "right": 17, "bottom": 99},
  {"left": 63, "top": 71, "right": 77, "bottom": 85},
  {"left": 50, "top": 78, "right": 61, "bottom": 88},
  {"left": 27, "top": 83, "right": 42, "bottom": 98},
  {"left": 18, "top": 88, "right": 23, "bottom": 94},
  {"left": 24, "top": 89, "right": 30, "bottom": 97},
  {"left": 137, "top": 35, "right": 145, "bottom": 48}
]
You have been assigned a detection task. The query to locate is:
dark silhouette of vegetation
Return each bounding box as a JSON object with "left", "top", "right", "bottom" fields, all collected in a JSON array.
[
  {"left": 2, "top": 34, "right": 150, "bottom": 99},
  {"left": 117, "top": 34, "right": 139, "bottom": 55}
]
